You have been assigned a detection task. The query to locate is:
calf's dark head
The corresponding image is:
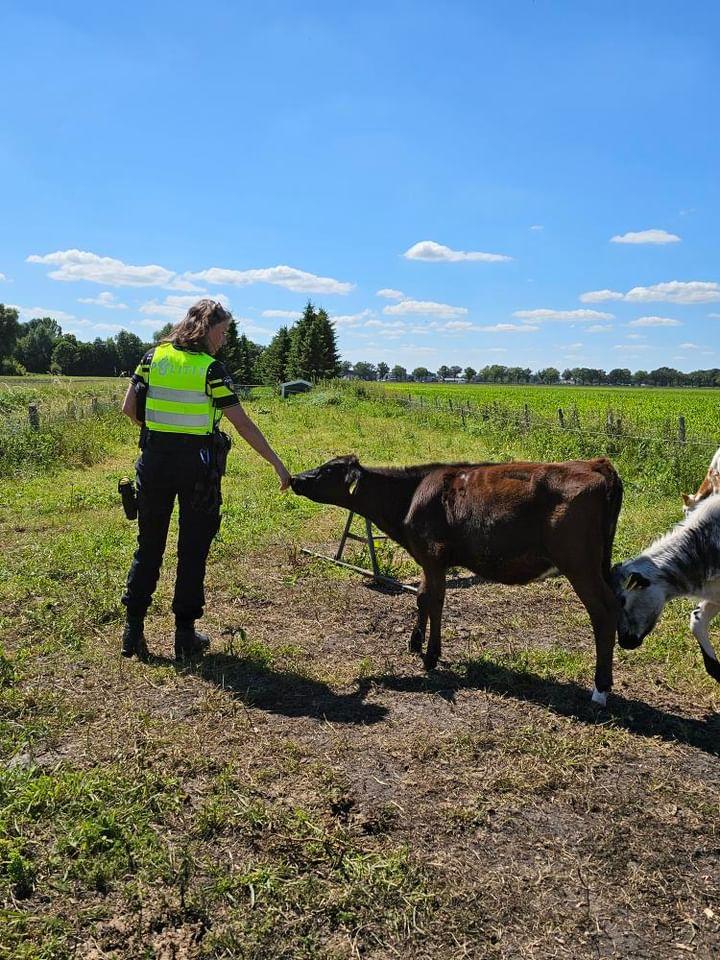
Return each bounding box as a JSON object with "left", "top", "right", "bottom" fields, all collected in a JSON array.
[
  {"left": 291, "top": 455, "right": 362, "bottom": 508},
  {"left": 611, "top": 563, "right": 663, "bottom": 649}
]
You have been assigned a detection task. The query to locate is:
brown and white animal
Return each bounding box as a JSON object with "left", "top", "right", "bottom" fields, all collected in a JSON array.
[
  {"left": 682, "top": 446, "right": 720, "bottom": 515},
  {"left": 291, "top": 455, "right": 623, "bottom": 705},
  {"left": 612, "top": 494, "right": 720, "bottom": 684}
]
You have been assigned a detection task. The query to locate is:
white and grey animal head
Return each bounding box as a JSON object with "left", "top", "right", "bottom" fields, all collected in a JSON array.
[{"left": 611, "top": 564, "right": 666, "bottom": 650}]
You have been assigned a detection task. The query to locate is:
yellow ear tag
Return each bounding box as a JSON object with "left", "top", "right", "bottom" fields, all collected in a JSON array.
[{"left": 348, "top": 478, "right": 359, "bottom": 495}]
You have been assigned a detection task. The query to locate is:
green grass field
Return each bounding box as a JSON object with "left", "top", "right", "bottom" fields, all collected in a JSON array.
[{"left": 1, "top": 379, "right": 719, "bottom": 959}]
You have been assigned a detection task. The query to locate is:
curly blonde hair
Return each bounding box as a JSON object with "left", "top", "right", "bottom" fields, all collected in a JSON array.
[{"left": 163, "top": 299, "right": 232, "bottom": 352}]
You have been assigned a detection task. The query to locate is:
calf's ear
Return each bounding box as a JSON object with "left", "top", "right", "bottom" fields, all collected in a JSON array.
[
  {"left": 625, "top": 571, "right": 651, "bottom": 591},
  {"left": 681, "top": 493, "right": 692, "bottom": 506},
  {"left": 345, "top": 460, "right": 362, "bottom": 493}
]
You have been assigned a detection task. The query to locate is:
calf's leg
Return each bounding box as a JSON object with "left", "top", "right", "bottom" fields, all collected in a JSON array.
[
  {"left": 563, "top": 569, "right": 618, "bottom": 706},
  {"left": 423, "top": 570, "right": 446, "bottom": 671},
  {"left": 409, "top": 570, "right": 430, "bottom": 653},
  {"left": 690, "top": 601, "right": 720, "bottom": 681}
]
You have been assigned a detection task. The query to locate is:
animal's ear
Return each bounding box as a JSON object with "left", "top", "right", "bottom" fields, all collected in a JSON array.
[
  {"left": 682, "top": 493, "right": 693, "bottom": 506},
  {"left": 624, "top": 571, "right": 651, "bottom": 591},
  {"left": 345, "top": 456, "right": 361, "bottom": 492}
]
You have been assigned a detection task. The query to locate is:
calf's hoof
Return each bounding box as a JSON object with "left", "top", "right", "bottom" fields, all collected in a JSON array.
[
  {"left": 408, "top": 631, "right": 423, "bottom": 653},
  {"left": 423, "top": 653, "right": 439, "bottom": 671},
  {"left": 591, "top": 687, "right": 609, "bottom": 708}
]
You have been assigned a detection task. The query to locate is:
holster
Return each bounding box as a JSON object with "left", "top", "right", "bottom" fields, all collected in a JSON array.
[
  {"left": 134, "top": 380, "right": 148, "bottom": 423},
  {"left": 212, "top": 430, "right": 232, "bottom": 476},
  {"left": 191, "top": 430, "right": 231, "bottom": 514}
]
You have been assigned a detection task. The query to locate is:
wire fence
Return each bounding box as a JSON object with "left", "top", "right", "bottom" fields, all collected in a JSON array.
[{"left": 383, "top": 389, "right": 720, "bottom": 450}]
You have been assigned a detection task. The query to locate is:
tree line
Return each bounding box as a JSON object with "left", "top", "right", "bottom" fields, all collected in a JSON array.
[
  {"left": 2, "top": 302, "right": 718, "bottom": 388},
  {"left": 0, "top": 302, "right": 340, "bottom": 384},
  {"left": 341, "top": 362, "right": 720, "bottom": 388}
]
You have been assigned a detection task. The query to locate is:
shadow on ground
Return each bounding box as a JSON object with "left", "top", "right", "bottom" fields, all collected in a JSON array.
[
  {"left": 359, "top": 658, "right": 720, "bottom": 756},
  {"left": 153, "top": 652, "right": 388, "bottom": 725}
]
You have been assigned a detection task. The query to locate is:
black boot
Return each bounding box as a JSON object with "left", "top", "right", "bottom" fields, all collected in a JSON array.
[
  {"left": 174, "top": 621, "right": 211, "bottom": 661},
  {"left": 121, "top": 617, "right": 150, "bottom": 662}
]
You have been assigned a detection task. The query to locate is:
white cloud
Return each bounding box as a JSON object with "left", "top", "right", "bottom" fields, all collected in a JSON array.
[
  {"left": 512, "top": 308, "right": 614, "bottom": 322},
  {"left": 9, "top": 304, "right": 78, "bottom": 324},
  {"left": 626, "top": 281, "right": 720, "bottom": 303},
  {"left": 679, "top": 342, "right": 700, "bottom": 349},
  {"left": 27, "top": 249, "right": 176, "bottom": 288},
  {"left": 67, "top": 319, "right": 125, "bottom": 334},
  {"left": 587, "top": 324, "right": 614, "bottom": 333},
  {"left": 376, "top": 288, "right": 405, "bottom": 300},
  {"left": 485, "top": 347, "right": 509, "bottom": 353},
  {"left": 530, "top": 225, "right": 543, "bottom": 231},
  {"left": 329, "top": 309, "right": 374, "bottom": 327},
  {"left": 627, "top": 333, "right": 647, "bottom": 340},
  {"left": 610, "top": 229, "right": 681, "bottom": 245},
  {"left": 235, "top": 319, "right": 272, "bottom": 340},
  {"left": 402, "top": 240, "right": 512, "bottom": 263},
  {"left": 581, "top": 281, "right": 720, "bottom": 304},
  {"left": 185, "top": 264, "right": 354, "bottom": 295},
  {"left": 579, "top": 289, "right": 625, "bottom": 303},
  {"left": 443, "top": 320, "right": 475, "bottom": 331},
  {"left": 261, "top": 309, "right": 303, "bottom": 320},
  {"left": 613, "top": 343, "right": 653, "bottom": 351},
  {"left": 0, "top": 273, "right": 7, "bottom": 282},
  {"left": 139, "top": 293, "right": 230, "bottom": 321},
  {"left": 477, "top": 323, "right": 540, "bottom": 333},
  {"left": 628, "top": 316, "right": 682, "bottom": 327},
  {"left": 165, "top": 277, "right": 206, "bottom": 292},
  {"left": 383, "top": 299, "right": 468, "bottom": 319},
  {"left": 364, "top": 318, "right": 406, "bottom": 329},
  {"left": 709, "top": 313, "right": 720, "bottom": 319},
  {"left": 77, "top": 291, "right": 128, "bottom": 310}
]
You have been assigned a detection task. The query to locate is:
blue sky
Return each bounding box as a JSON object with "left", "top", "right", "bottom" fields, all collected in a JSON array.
[{"left": 2, "top": 1, "right": 719, "bottom": 372}]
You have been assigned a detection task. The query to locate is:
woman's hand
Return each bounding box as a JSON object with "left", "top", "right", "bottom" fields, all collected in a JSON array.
[{"left": 276, "top": 463, "right": 292, "bottom": 491}]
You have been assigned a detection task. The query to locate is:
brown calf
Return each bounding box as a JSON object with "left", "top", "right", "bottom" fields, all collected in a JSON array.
[
  {"left": 682, "top": 447, "right": 720, "bottom": 515},
  {"left": 291, "top": 455, "right": 623, "bottom": 705}
]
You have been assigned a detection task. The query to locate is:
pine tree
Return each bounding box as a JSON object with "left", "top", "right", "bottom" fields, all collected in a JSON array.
[
  {"left": 285, "top": 302, "right": 318, "bottom": 380},
  {"left": 286, "top": 301, "right": 341, "bottom": 380},
  {"left": 235, "top": 334, "right": 255, "bottom": 384},
  {"left": 258, "top": 326, "right": 292, "bottom": 384},
  {"left": 315, "top": 308, "right": 341, "bottom": 379},
  {"left": 217, "top": 318, "right": 241, "bottom": 372}
]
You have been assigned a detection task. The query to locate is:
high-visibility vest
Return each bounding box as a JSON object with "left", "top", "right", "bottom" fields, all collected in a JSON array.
[{"left": 145, "top": 342, "right": 219, "bottom": 435}]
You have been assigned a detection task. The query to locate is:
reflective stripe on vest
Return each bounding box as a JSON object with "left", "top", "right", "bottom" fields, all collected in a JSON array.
[{"left": 145, "top": 342, "right": 216, "bottom": 435}]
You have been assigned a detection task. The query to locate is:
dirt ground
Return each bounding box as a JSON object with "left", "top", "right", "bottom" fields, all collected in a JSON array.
[{"left": 38, "top": 538, "right": 715, "bottom": 960}]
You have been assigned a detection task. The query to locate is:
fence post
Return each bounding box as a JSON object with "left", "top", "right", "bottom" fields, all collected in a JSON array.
[
  {"left": 28, "top": 402, "right": 40, "bottom": 430},
  {"left": 557, "top": 408, "right": 565, "bottom": 429},
  {"left": 678, "top": 416, "right": 686, "bottom": 444}
]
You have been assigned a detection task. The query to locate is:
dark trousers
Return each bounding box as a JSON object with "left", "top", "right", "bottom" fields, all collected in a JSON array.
[{"left": 122, "top": 442, "right": 221, "bottom": 624}]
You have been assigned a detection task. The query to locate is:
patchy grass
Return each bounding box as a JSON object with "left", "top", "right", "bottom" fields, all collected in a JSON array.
[{"left": 1, "top": 386, "right": 719, "bottom": 958}]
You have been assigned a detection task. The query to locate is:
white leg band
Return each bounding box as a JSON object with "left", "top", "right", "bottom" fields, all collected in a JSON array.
[{"left": 591, "top": 687, "right": 608, "bottom": 707}]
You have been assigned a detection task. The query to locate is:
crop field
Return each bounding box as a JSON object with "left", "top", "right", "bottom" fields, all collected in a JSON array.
[
  {"left": 1, "top": 379, "right": 719, "bottom": 959},
  {"left": 384, "top": 381, "right": 720, "bottom": 442}
]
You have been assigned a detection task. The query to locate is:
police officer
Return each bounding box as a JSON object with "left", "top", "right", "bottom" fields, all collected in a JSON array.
[{"left": 120, "top": 299, "right": 291, "bottom": 661}]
